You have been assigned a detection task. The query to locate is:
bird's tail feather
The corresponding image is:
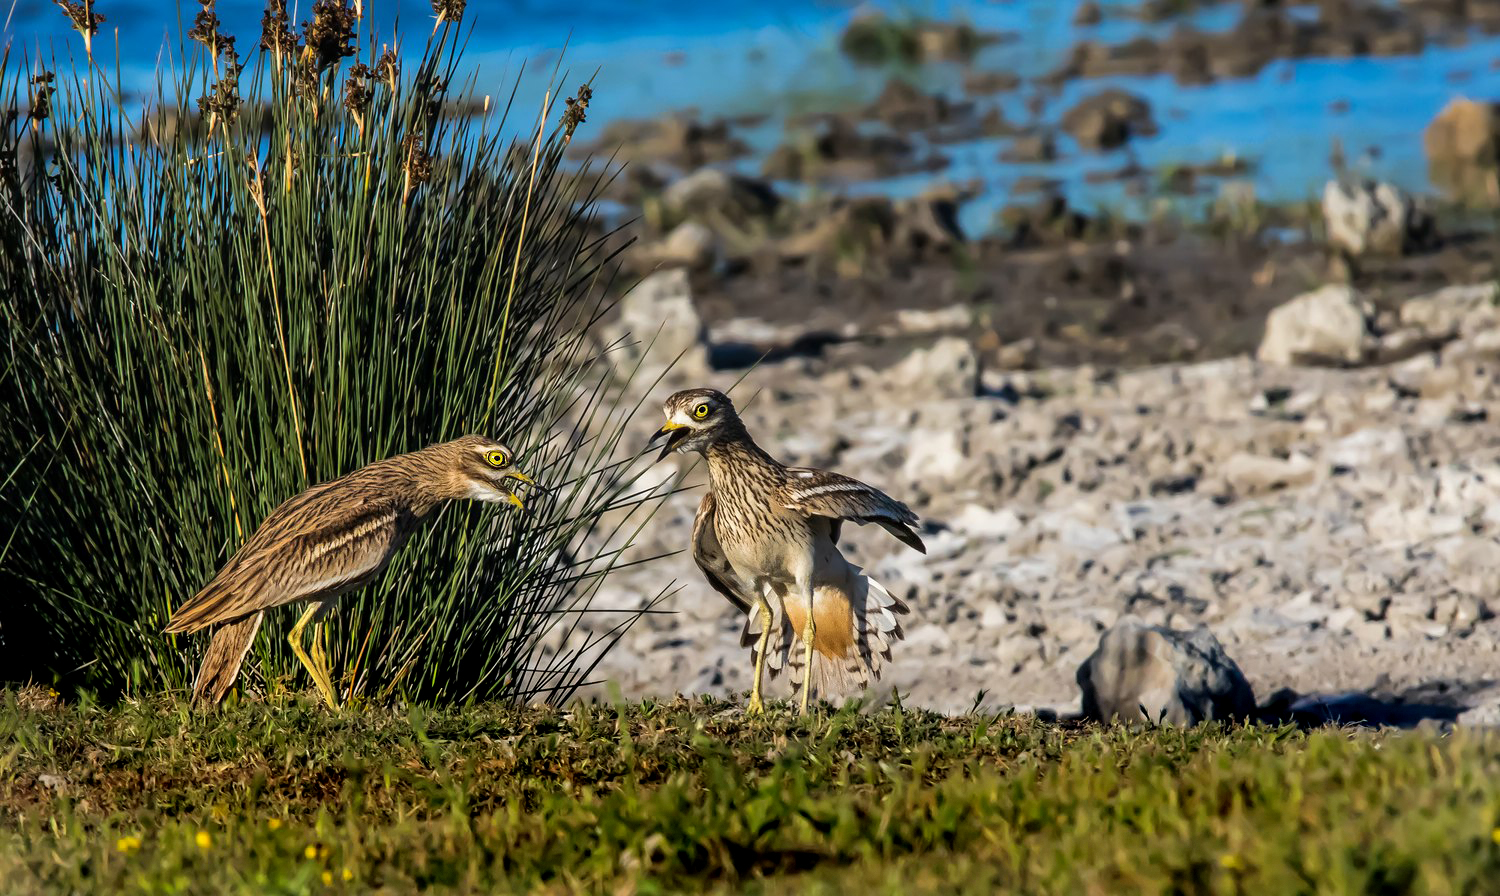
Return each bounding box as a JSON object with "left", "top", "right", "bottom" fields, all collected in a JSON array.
[
  {"left": 742, "top": 562, "right": 909, "bottom": 702},
  {"left": 190, "top": 612, "right": 263, "bottom": 706}
]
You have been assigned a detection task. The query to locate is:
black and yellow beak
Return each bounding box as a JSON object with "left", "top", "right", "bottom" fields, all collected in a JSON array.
[
  {"left": 648, "top": 420, "right": 690, "bottom": 462},
  {"left": 503, "top": 470, "right": 538, "bottom": 510}
]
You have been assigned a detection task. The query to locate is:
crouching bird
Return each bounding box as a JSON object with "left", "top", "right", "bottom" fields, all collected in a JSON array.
[
  {"left": 649, "top": 388, "right": 925, "bottom": 713},
  {"left": 164, "top": 436, "right": 537, "bottom": 708}
]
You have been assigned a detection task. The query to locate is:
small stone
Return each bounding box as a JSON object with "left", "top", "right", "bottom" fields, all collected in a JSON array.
[{"left": 1221, "top": 452, "right": 1317, "bottom": 495}]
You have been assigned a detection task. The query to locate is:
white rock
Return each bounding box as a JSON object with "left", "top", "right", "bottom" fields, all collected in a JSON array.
[
  {"left": 883, "top": 336, "right": 978, "bottom": 399},
  {"left": 640, "top": 220, "right": 716, "bottom": 270},
  {"left": 1325, "top": 428, "right": 1408, "bottom": 470},
  {"left": 1321, "top": 179, "right": 1424, "bottom": 256},
  {"left": 1256, "top": 284, "right": 1373, "bottom": 366},
  {"left": 1398, "top": 283, "right": 1500, "bottom": 338},
  {"left": 887, "top": 305, "right": 972, "bottom": 336},
  {"left": 902, "top": 427, "right": 968, "bottom": 482},
  {"left": 1221, "top": 452, "right": 1318, "bottom": 494},
  {"left": 949, "top": 504, "right": 1023, "bottom": 540}
]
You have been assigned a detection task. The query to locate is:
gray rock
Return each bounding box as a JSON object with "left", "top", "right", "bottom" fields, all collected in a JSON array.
[
  {"left": 604, "top": 269, "right": 708, "bottom": 383},
  {"left": 1076, "top": 617, "right": 1256, "bottom": 726},
  {"left": 661, "top": 168, "right": 778, "bottom": 224},
  {"left": 638, "top": 220, "right": 716, "bottom": 271},
  {"left": 1060, "top": 89, "right": 1157, "bottom": 151},
  {"left": 1256, "top": 284, "right": 1373, "bottom": 366},
  {"left": 883, "top": 336, "right": 978, "bottom": 400},
  {"left": 1322, "top": 179, "right": 1430, "bottom": 257},
  {"left": 1398, "top": 283, "right": 1500, "bottom": 340}
]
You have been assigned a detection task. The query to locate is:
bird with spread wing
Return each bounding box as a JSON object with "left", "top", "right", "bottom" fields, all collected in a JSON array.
[{"left": 649, "top": 388, "right": 925, "bottom": 713}]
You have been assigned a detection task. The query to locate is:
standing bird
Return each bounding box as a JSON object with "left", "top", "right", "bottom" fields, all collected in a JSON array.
[
  {"left": 648, "top": 388, "right": 925, "bottom": 713},
  {"left": 164, "top": 435, "right": 536, "bottom": 708}
]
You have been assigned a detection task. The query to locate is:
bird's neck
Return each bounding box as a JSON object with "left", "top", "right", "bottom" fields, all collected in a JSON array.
[
  {"left": 366, "top": 445, "right": 465, "bottom": 515},
  {"left": 705, "top": 425, "right": 781, "bottom": 490}
]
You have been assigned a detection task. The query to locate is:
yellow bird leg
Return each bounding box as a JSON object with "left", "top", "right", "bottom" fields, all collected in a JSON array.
[
  {"left": 747, "top": 594, "right": 773, "bottom": 715},
  {"left": 309, "top": 622, "right": 336, "bottom": 704},
  {"left": 799, "top": 591, "right": 816, "bottom": 714},
  {"left": 288, "top": 604, "right": 340, "bottom": 709}
]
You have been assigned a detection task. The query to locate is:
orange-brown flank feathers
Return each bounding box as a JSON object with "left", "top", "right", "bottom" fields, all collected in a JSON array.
[
  {"left": 165, "top": 435, "right": 533, "bottom": 706},
  {"left": 782, "top": 594, "right": 856, "bottom": 661}
]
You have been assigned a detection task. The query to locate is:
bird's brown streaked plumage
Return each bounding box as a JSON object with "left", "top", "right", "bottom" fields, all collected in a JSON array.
[
  {"left": 652, "top": 387, "right": 924, "bottom": 713},
  {"left": 165, "top": 435, "right": 536, "bottom": 708},
  {"left": 692, "top": 491, "right": 909, "bottom": 700}
]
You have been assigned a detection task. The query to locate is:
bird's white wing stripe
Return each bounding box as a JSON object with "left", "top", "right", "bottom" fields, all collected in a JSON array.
[
  {"left": 786, "top": 482, "right": 869, "bottom": 501},
  {"left": 306, "top": 510, "right": 398, "bottom": 561}
]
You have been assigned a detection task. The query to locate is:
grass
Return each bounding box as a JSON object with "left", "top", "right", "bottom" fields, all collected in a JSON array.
[
  {"left": 5, "top": 690, "right": 1500, "bottom": 893},
  {"left": 0, "top": 3, "right": 668, "bottom": 704}
]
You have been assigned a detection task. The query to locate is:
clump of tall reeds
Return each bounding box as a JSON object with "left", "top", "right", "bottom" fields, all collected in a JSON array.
[{"left": 0, "top": 0, "right": 668, "bottom": 704}]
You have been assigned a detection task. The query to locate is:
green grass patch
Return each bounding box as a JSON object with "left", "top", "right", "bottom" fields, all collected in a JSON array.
[{"left": 4, "top": 690, "right": 1500, "bottom": 893}]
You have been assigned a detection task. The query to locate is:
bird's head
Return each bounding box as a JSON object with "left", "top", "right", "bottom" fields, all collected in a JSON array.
[
  {"left": 647, "top": 388, "right": 740, "bottom": 461},
  {"left": 443, "top": 435, "right": 538, "bottom": 509}
]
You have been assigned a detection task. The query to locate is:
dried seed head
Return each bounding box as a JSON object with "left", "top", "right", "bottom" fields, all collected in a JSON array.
[
  {"left": 28, "top": 72, "right": 56, "bottom": 125},
  {"left": 402, "top": 132, "right": 432, "bottom": 186},
  {"left": 560, "top": 84, "right": 592, "bottom": 143},
  {"left": 302, "top": 0, "right": 358, "bottom": 70},
  {"left": 431, "top": 0, "right": 466, "bottom": 24},
  {"left": 198, "top": 43, "right": 244, "bottom": 127},
  {"left": 374, "top": 50, "right": 400, "bottom": 88},
  {"left": 260, "top": 0, "right": 299, "bottom": 57},
  {"left": 343, "top": 63, "right": 372, "bottom": 115},
  {"left": 55, "top": 1, "right": 105, "bottom": 38},
  {"left": 188, "top": 0, "right": 221, "bottom": 49}
]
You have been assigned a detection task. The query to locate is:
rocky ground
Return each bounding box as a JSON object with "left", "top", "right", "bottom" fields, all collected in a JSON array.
[
  {"left": 539, "top": 1, "right": 1500, "bottom": 726},
  {"left": 561, "top": 270, "right": 1500, "bottom": 728}
]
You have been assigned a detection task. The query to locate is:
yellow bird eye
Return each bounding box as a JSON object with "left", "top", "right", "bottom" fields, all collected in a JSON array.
[
  {"left": 486, "top": 450, "right": 507, "bottom": 467},
  {"left": 693, "top": 403, "right": 710, "bottom": 419}
]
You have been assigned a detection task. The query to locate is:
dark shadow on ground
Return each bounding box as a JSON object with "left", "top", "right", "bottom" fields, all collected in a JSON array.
[{"left": 1255, "top": 678, "right": 1497, "bottom": 729}]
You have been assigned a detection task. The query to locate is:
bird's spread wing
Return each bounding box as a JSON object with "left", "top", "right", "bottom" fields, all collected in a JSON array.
[
  {"left": 165, "top": 495, "right": 411, "bottom": 633},
  {"left": 692, "top": 491, "right": 754, "bottom": 616},
  {"left": 779, "top": 468, "right": 926, "bottom": 554}
]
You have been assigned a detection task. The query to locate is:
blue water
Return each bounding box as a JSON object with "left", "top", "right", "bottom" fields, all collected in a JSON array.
[{"left": 6, "top": 0, "right": 1500, "bottom": 234}]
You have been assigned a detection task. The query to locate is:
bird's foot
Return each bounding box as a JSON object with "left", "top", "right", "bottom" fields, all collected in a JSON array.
[{"left": 746, "top": 693, "right": 766, "bottom": 716}]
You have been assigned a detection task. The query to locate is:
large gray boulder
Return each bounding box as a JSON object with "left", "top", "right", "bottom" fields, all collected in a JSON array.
[{"left": 1076, "top": 617, "right": 1256, "bottom": 726}]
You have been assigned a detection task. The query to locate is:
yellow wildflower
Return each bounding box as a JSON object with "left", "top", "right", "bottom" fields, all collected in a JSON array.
[
  {"left": 1219, "top": 853, "right": 1243, "bottom": 871},
  {"left": 342, "top": 868, "right": 354, "bottom": 882},
  {"left": 305, "top": 844, "right": 319, "bottom": 860},
  {"left": 115, "top": 835, "right": 141, "bottom": 854},
  {"left": 321, "top": 871, "right": 333, "bottom": 886},
  {"left": 268, "top": 818, "right": 283, "bottom": 831},
  {"left": 195, "top": 831, "right": 212, "bottom": 850},
  {"left": 1491, "top": 828, "right": 1500, "bottom": 845}
]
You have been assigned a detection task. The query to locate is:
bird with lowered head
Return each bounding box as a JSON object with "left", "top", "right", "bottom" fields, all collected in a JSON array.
[{"left": 164, "top": 435, "right": 537, "bottom": 709}]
